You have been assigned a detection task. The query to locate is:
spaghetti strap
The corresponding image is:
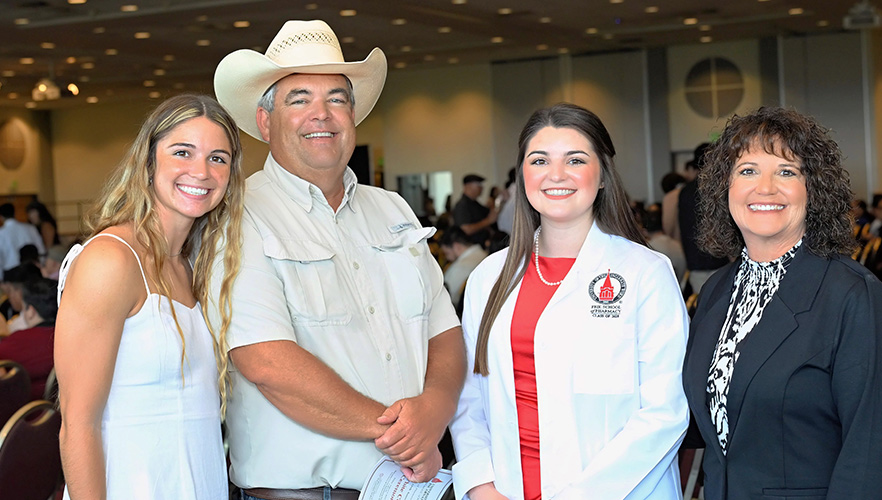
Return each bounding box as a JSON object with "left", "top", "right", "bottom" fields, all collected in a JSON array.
[{"left": 57, "top": 233, "right": 151, "bottom": 304}]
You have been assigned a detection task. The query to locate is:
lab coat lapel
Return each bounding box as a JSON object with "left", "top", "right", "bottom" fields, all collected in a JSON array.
[
  {"left": 685, "top": 264, "right": 737, "bottom": 467},
  {"left": 723, "top": 249, "right": 828, "bottom": 446}
]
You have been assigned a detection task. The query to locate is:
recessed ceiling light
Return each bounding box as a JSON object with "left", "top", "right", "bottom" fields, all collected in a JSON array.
[
  {"left": 401, "top": 45, "right": 412, "bottom": 52},
  {"left": 105, "top": 48, "right": 118, "bottom": 55},
  {"left": 539, "top": 17, "right": 551, "bottom": 23},
  {"left": 134, "top": 32, "right": 151, "bottom": 39},
  {"left": 15, "top": 18, "right": 29, "bottom": 26},
  {"left": 40, "top": 42, "right": 55, "bottom": 49},
  {"left": 817, "top": 19, "right": 829, "bottom": 26},
  {"left": 8, "top": 92, "right": 19, "bottom": 99},
  {"left": 452, "top": 0, "right": 467, "bottom": 4},
  {"left": 498, "top": 7, "right": 512, "bottom": 15},
  {"left": 81, "top": 62, "right": 95, "bottom": 69},
  {"left": 340, "top": 9, "right": 357, "bottom": 17},
  {"left": 67, "top": 83, "right": 79, "bottom": 95},
  {"left": 394, "top": 62, "right": 407, "bottom": 69},
  {"left": 153, "top": 68, "right": 166, "bottom": 76},
  {"left": 1, "top": 71, "right": 14, "bottom": 78},
  {"left": 701, "top": 36, "right": 713, "bottom": 43},
  {"left": 163, "top": 54, "right": 175, "bottom": 62},
  {"left": 342, "top": 36, "right": 355, "bottom": 43},
  {"left": 20, "top": 58, "right": 34, "bottom": 65},
  {"left": 645, "top": 6, "right": 659, "bottom": 13},
  {"left": 120, "top": 4, "right": 138, "bottom": 12},
  {"left": 610, "top": 0, "right": 623, "bottom": 3},
  {"left": 424, "top": 55, "right": 435, "bottom": 61},
  {"left": 448, "top": 57, "right": 459, "bottom": 63},
  {"left": 699, "top": 24, "right": 712, "bottom": 31},
  {"left": 87, "top": 96, "right": 98, "bottom": 103},
  {"left": 66, "top": 56, "right": 76, "bottom": 64},
  {"left": 586, "top": 27, "right": 598, "bottom": 34},
  {"left": 196, "top": 39, "right": 211, "bottom": 46},
  {"left": 491, "top": 36, "right": 504, "bottom": 43},
  {"left": 68, "top": 0, "right": 87, "bottom": 4},
  {"left": 391, "top": 18, "right": 407, "bottom": 25},
  {"left": 683, "top": 17, "right": 699, "bottom": 25},
  {"left": 93, "top": 27, "right": 105, "bottom": 34},
  {"left": 234, "top": 21, "right": 250, "bottom": 28},
  {"left": 788, "top": 7, "right": 804, "bottom": 15},
  {"left": 438, "top": 26, "right": 452, "bottom": 33},
  {"left": 558, "top": 47, "right": 570, "bottom": 54},
  {"left": 149, "top": 91, "right": 161, "bottom": 99},
  {"left": 537, "top": 44, "right": 549, "bottom": 50},
  {"left": 143, "top": 80, "right": 156, "bottom": 87},
  {"left": 26, "top": 102, "right": 37, "bottom": 109},
  {"left": 305, "top": 3, "right": 318, "bottom": 9}
]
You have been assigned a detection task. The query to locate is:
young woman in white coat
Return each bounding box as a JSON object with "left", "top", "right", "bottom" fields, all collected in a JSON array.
[{"left": 449, "top": 103, "right": 689, "bottom": 500}]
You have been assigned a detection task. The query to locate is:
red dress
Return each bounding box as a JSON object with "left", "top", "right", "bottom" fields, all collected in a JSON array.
[{"left": 510, "top": 253, "right": 576, "bottom": 500}]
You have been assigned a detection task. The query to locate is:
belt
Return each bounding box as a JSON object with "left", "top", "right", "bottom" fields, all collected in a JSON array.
[{"left": 243, "top": 487, "right": 360, "bottom": 500}]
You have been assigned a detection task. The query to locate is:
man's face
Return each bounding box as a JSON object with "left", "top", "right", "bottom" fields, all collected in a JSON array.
[
  {"left": 463, "top": 182, "right": 483, "bottom": 200},
  {"left": 5, "top": 284, "right": 23, "bottom": 312},
  {"left": 257, "top": 73, "right": 356, "bottom": 179}
]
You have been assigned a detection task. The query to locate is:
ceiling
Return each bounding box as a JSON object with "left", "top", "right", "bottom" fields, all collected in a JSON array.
[{"left": 0, "top": 0, "right": 870, "bottom": 110}]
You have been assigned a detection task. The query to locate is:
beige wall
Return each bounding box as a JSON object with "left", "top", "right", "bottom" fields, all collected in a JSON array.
[
  {"left": 1, "top": 30, "right": 878, "bottom": 230},
  {"left": 381, "top": 63, "right": 495, "bottom": 202}
]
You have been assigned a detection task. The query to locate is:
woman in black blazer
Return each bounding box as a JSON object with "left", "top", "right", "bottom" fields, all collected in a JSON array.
[{"left": 682, "top": 106, "right": 882, "bottom": 500}]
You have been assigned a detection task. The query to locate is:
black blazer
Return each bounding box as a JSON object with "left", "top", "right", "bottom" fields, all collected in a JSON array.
[{"left": 683, "top": 249, "right": 882, "bottom": 500}]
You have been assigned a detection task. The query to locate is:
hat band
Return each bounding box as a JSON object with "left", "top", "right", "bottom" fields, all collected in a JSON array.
[{"left": 268, "top": 30, "right": 341, "bottom": 59}]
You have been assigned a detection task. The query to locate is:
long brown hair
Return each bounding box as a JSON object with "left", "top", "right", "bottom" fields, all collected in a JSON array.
[
  {"left": 86, "top": 94, "right": 244, "bottom": 416},
  {"left": 473, "top": 103, "right": 646, "bottom": 375}
]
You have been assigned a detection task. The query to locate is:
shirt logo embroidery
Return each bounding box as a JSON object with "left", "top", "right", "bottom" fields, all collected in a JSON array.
[
  {"left": 388, "top": 222, "right": 415, "bottom": 233},
  {"left": 588, "top": 269, "right": 626, "bottom": 318}
]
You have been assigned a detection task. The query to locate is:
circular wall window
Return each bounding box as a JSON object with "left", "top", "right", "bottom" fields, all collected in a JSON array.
[
  {"left": 0, "top": 119, "right": 27, "bottom": 171},
  {"left": 685, "top": 57, "right": 744, "bottom": 119}
]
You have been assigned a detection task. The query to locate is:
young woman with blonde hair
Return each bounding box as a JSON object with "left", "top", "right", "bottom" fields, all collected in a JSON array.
[{"left": 56, "top": 94, "right": 244, "bottom": 499}]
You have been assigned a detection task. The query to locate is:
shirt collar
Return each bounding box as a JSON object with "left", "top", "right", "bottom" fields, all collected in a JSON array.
[{"left": 263, "top": 153, "right": 360, "bottom": 213}]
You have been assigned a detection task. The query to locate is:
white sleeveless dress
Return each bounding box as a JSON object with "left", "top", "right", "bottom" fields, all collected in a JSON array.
[{"left": 60, "top": 234, "right": 228, "bottom": 499}]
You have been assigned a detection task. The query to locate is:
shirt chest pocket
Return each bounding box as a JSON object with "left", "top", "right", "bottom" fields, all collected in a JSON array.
[
  {"left": 372, "top": 227, "right": 435, "bottom": 321},
  {"left": 262, "top": 236, "right": 351, "bottom": 325},
  {"left": 573, "top": 324, "right": 636, "bottom": 395}
]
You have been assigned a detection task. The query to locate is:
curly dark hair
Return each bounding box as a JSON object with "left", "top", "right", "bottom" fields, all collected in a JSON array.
[{"left": 698, "top": 106, "right": 855, "bottom": 259}]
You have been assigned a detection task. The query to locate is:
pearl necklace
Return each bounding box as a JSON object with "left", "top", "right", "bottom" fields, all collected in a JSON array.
[{"left": 533, "top": 227, "right": 563, "bottom": 286}]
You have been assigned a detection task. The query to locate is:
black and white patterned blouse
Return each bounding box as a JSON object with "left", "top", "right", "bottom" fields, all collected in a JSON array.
[{"left": 706, "top": 240, "right": 802, "bottom": 454}]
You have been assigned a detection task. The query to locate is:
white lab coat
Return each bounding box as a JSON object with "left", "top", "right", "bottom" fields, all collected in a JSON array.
[{"left": 450, "top": 223, "right": 689, "bottom": 500}]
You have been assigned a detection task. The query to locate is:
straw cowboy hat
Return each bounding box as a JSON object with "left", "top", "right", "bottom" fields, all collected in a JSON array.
[{"left": 214, "top": 19, "right": 387, "bottom": 141}]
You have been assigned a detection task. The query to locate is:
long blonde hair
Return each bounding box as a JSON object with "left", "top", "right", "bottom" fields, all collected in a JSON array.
[
  {"left": 473, "top": 103, "right": 647, "bottom": 375},
  {"left": 86, "top": 94, "right": 244, "bottom": 416}
]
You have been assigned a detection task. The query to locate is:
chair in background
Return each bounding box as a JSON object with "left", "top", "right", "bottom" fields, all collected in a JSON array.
[
  {"left": 0, "top": 360, "right": 31, "bottom": 428},
  {"left": 0, "top": 400, "right": 63, "bottom": 500},
  {"left": 43, "top": 367, "right": 58, "bottom": 403}
]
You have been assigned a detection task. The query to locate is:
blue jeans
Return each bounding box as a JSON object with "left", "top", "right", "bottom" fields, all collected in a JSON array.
[{"left": 241, "top": 487, "right": 334, "bottom": 500}]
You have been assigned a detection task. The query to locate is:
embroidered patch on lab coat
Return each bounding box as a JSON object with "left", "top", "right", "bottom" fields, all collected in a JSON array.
[{"left": 588, "top": 269, "right": 626, "bottom": 318}]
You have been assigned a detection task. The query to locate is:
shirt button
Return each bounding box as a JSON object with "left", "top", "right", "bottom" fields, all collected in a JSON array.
[
  {"left": 386, "top": 353, "right": 392, "bottom": 361},
  {"left": 353, "top": 262, "right": 360, "bottom": 270},
  {"left": 369, "top": 306, "right": 375, "bottom": 314}
]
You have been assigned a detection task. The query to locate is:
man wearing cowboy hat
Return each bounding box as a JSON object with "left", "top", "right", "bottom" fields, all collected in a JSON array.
[{"left": 208, "top": 20, "right": 465, "bottom": 500}]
